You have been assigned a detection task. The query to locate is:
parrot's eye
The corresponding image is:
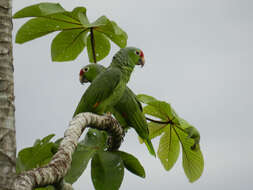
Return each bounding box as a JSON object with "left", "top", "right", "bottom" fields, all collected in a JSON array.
[
  {"left": 84, "top": 67, "right": 89, "bottom": 72},
  {"left": 135, "top": 51, "right": 140, "bottom": 56}
]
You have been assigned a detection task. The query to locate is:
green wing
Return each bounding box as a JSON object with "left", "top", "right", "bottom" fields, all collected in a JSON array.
[
  {"left": 74, "top": 67, "right": 122, "bottom": 116},
  {"left": 134, "top": 94, "right": 143, "bottom": 112},
  {"left": 114, "top": 87, "right": 156, "bottom": 156}
]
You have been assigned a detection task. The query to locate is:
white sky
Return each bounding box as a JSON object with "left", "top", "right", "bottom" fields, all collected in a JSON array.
[{"left": 13, "top": 0, "right": 253, "bottom": 189}]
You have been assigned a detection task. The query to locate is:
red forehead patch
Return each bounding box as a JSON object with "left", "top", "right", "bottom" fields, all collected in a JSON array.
[
  {"left": 140, "top": 51, "right": 144, "bottom": 58},
  {"left": 79, "top": 69, "right": 84, "bottom": 76}
]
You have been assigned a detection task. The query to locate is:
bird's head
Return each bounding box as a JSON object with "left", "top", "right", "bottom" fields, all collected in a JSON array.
[
  {"left": 79, "top": 64, "right": 106, "bottom": 84},
  {"left": 112, "top": 47, "right": 145, "bottom": 68},
  {"left": 125, "top": 47, "right": 145, "bottom": 67}
]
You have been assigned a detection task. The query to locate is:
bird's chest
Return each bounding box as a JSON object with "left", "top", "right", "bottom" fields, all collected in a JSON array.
[{"left": 104, "top": 81, "right": 126, "bottom": 110}]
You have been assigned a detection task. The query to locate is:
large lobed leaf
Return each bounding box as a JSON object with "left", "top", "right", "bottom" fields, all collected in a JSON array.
[
  {"left": 92, "top": 16, "right": 127, "bottom": 48},
  {"left": 14, "top": 3, "right": 128, "bottom": 62},
  {"left": 174, "top": 126, "right": 204, "bottom": 182},
  {"left": 137, "top": 94, "right": 157, "bottom": 104},
  {"left": 86, "top": 30, "right": 111, "bottom": 63},
  {"left": 138, "top": 94, "right": 179, "bottom": 123},
  {"left": 158, "top": 127, "right": 180, "bottom": 171},
  {"left": 15, "top": 17, "right": 81, "bottom": 44},
  {"left": 65, "top": 128, "right": 108, "bottom": 184},
  {"left": 115, "top": 151, "right": 146, "bottom": 178},
  {"left": 51, "top": 29, "right": 88, "bottom": 62},
  {"left": 137, "top": 94, "right": 204, "bottom": 182},
  {"left": 13, "top": 3, "right": 65, "bottom": 18},
  {"left": 148, "top": 122, "right": 167, "bottom": 140},
  {"left": 91, "top": 151, "right": 124, "bottom": 190}
]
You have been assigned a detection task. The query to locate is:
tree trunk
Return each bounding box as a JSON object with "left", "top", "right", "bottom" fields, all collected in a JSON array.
[{"left": 0, "top": 0, "right": 16, "bottom": 189}]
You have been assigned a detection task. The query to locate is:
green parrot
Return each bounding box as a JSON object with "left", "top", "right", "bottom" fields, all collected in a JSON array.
[
  {"left": 73, "top": 47, "right": 144, "bottom": 117},
  {"left": 78, "top": 63, "right": 156, "bottom": 157}
]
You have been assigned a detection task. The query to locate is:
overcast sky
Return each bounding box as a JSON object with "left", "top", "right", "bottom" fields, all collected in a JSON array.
[{"left": 13, "top": 0, "right": 253, "bottom": 189}]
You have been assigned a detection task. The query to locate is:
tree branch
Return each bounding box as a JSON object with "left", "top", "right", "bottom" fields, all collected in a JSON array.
[{"left": 14, "top": 112, "right": 124, "bottom": 190}]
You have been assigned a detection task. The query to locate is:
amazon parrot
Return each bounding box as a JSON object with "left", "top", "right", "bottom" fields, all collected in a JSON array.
[
  {"left": 78, "top": 63, "right": 156, "bottom": 157},
  {"left": 73, "top": 47, "right": 144, "bottom": 116}
]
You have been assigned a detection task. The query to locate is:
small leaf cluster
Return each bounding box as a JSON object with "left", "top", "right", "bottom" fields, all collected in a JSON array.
[
  {"left": 16, "top": 134, "right": 58, "bottom": 174},
  {"left": 17, "top": 129, "right": 145, "bottom": 190},
  {"left": 14, "top": 3, "right": 127, "bottom": 63},
  {"left": 67, "top": 128, "right": 145, "bottom": 190},
  {"left": 137, "top": 94, "right": 204, "bottom": 182}
]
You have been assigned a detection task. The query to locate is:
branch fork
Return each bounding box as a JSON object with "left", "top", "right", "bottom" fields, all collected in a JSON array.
[{"left": 14, "top": 112, "right": 124, "bottom": 190}]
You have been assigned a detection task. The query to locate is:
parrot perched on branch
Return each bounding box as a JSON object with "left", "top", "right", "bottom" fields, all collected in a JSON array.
[
  {"left": 73, "top": 47, "right": 144, "bottom": 116},
  {"left": 78, "top": 63, "right": 156, "bottom": 157}
]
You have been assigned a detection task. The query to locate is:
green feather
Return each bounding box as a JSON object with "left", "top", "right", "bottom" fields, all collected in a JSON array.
[
  {"left": 78, "top": 63, "right": 156, "bottom": 157},
  {"left": 74, "top": 47, "right": 142, "bottom": 117}
]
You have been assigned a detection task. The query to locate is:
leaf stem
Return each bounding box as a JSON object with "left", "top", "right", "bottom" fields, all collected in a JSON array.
[
  {"left": 145, "top": 116, "right": 189, "bottom": 135},
  {"left": 90, "top": 28, "right": 96, "bottom": 63},
  {"left": 145, "top": 116, "right": 171, "bottom": 124}
]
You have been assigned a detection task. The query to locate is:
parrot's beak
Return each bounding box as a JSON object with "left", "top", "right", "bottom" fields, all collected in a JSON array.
[
  {"left": 79, "top": 69, "right": 89, "bottom": 84},
  {"left": 137, "top": 57, "right": 145, "bottom": 67},
  {"left": 79, "top": 75, "right": 89, "bottom": 84}
]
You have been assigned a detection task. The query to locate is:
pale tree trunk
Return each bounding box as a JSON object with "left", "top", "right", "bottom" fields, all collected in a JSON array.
[{"left": 0, "top": 0, "right": 16, "bottom": 189}]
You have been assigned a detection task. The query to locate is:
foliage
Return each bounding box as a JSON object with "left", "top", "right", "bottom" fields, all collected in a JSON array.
[
  {"left": 16, "top": 134, "right": 57, "bottom": 173},
  {"left": 14, "top": 2, "right": 204, "bottom": 189},
  {"left": 14, "top": 3, "right": 127, "bottom": 63},
  {"left": 137, "top": 94, "right": 204, "bottom": 182},
  {"left": 17, "top": 129, "right": 146, "bottom": 190}
]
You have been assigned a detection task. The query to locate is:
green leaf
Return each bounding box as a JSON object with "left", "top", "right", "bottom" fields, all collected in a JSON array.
[
  {"left": 86, "top": 30, "right": 111, "bottom": 63},
  {"left": 84, "top": 129, "right": 108, "bottom": 150},
  {"left": 138, "top": 94, "right": 179, "bottom": 123},
  {"left": 178, "top": 118, "right": 200, "bottom": 150},
  {"left": 16, "top": 134, "right": 56, "bottom": 173},
  {"left": 158, "top": 127, "right": 180, "bottom": 171},
  {"left": 41, "top": 134, "right": 55, "bottom": 144},
  {"left": 65, "top": 129, "right": 108, "bottom": 184},
  {"left": 17, "top": 144, "right": 54, "bottom": 171},
  {"left": 139, "top": 121, "right": 167, "bottom": 144},
  {"left": 74, "top": 7, "right": 90, "bottom": 27},
  {"left": 51, "top": 29, "right": 88, "bottom": 62},
  {"left": 91, "top": 151, "right": 124, "bottom": 190},
  {"left": 90, "top": 16, "right": 109, "bottom": 27},
  {"left": 15, "top": 17, "right": 81, "bottom": 44},
  {"left": 13, "top": 4, "right": 85, "bottom": 26},
  {"left": 16, "top": 157, "right": 25, "bottom": 174},
  {"left": 65, "top": 142, "right": 96, "bottom": 184},
  {"left": 115, "top": 151, "right": 145, "bottom": 178},
  {"left": 148, "top": 101, "right": 174, "bottom": 119},
  {"left": 90, "top": 16, "right": 127, "bottom": 48},
  {"left": 144, "top": 102, "right": 180, "bottom": 125},
  {"left": 137, "top": 94, "right": 157, "bottom": 104},
  {"left": 143, "top": 104, "right": 168, "bottom": 120},
  {"left": 13, "top": 3, "right": 65, "bottom": 18},
  {"left": 185, "top": 126, "right": 200, "bottom": 150},
  {"left": 33, "top": 134, "right": 55, "bottom": 146},
  {"left": 148, "top": 122, "right": 167, "bottom": 140},
  {"left": 174, "top": 126, "right": 204, "bottom": 182}
]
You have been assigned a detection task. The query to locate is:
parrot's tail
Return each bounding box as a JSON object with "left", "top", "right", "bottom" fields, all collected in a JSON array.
[{"left": 144, "top": 139, "right": 156, "bottom": 157}]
